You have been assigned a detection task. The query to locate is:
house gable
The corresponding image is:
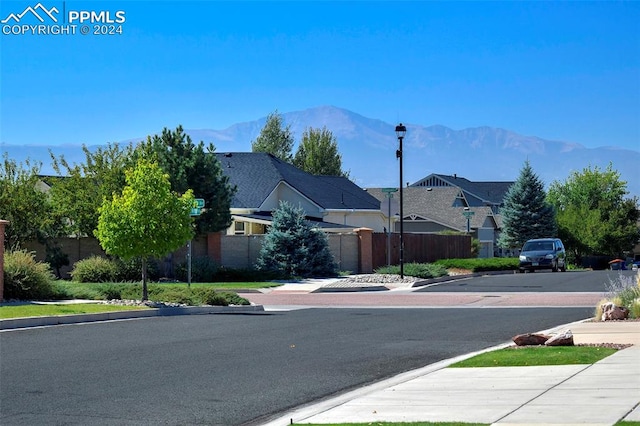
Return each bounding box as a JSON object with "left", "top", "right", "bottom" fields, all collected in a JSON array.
[
  {"left": 260, "top": 181, "right": 323, "bottom": 218},
  {"left": 412, "top": 173, "right": 514, "bottom": 209}
]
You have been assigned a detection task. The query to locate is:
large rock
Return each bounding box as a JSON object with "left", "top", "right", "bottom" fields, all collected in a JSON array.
[
  {"left": 545, "top": 329, "right": 574, "bottom": 346},
  {"left": 512, "top": 333, "right": 550, "bottom": 346},
  {"left": 601, "top": 302, "right": 629, "bottom": 321}
]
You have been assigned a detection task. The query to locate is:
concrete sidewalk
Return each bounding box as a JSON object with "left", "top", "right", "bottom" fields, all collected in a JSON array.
[{"left": 261, "top": 320, "right": 640, "bottom": 426}]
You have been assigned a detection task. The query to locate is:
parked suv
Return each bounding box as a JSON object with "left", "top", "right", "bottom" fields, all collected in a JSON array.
[{"left": 519, "top": 238, "right": 566, "bottom": 272}]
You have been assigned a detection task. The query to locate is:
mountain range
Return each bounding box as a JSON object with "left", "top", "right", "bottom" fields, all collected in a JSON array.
[{"left": 2, "top": 105, "right": 639, "bottom": 198}]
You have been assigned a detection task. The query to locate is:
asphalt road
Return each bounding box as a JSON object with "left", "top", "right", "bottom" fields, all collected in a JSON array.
[
  {"left": 1, "top": 307, "right": 593, "bottom": 425},
  {"left": 418, "top": 269, "right": 635, "bottom": 293}
]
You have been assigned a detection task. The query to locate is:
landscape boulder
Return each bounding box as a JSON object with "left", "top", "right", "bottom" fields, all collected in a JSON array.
[
  {"left": 512, "top": 333, "right": 550, "bottom": 346},
  {"left": 601, "top": 302, "right": 629, "bottom": 321},
  {"left": 545, "top": 329, "right": 574, "bottom": 346}
]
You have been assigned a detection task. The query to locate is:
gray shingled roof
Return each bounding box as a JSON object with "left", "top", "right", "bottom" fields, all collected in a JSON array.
[
  {"left": 412, "top": 174, "right": 514, "bottom": 206},
  {"left": 367, "top": 186, "right": 497, "bottom": 231},
  {"left": 215, "top": 152, "right": 380, "bottom": 210}
]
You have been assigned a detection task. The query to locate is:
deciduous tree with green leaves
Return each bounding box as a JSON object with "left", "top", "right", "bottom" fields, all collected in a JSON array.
[
  {"left": 293, "top": 126, "right": 349, "bottom": 177},
  {"left": 0, "top": 154, "right": 65, "bottom": 249},
  {"left": 497, "top": 160, "right": 556, "bottom": 250},
  {"left": 547, "top": 163, "right": 640, "bottom": 263},
  {"left": 251, "top": 110, "right": 294, "bottom": 162},
  {"left": 95, "top": 159, "right": 195, "bottom": 300},
  {"left": 256, "top": 201, "right": 337, "bottom": 278},
  {"left": 49, "top": 143, "right": 134, "bottom": 238},
  {"left": 134, "top": 125, "right": 235, "bottom": 234}
]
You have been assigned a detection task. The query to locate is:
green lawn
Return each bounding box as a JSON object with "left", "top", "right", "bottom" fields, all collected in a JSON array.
[
  {"left": 449, "top": 345, "right": 618, "bottom": 368},
  {"left": 0, "top": 303, "right": 150, "bottom": 319}
]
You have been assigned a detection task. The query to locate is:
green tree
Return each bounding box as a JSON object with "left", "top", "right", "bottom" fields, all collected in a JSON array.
[
  {"left": 49, "top": 143, "right": 134, "bottom": 238},
  {"left": 95, "top": 159, "right": 195, "bottom": 300},
  {"left": 293, "top": 126, "right": 349, "bottom": 177},
  {"left": 256, "top": 201, "right": 337, "bottom": 277},
  {"left": 251, "top": 110, "right": 294, "bottom": 162},
  {"left": 134, "top": 125, "right": 235, "bottom": 234},
  {"left": 0, "top": 154, "right": 64, "bottom": 248},
  {"left": 497, "top": 160, "right": 556, "bottom": 249},
  {"left": 547, "top": 163, "right": 640, "bottom": 262}
]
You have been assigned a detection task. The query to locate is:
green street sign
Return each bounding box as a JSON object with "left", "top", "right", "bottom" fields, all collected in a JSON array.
[
  {"left": 190, "top": 207, "right": 202, "bottom": 217},
  {"left": 381, "top": 188, "right": 398, "bottom": 193},
  {"left": 462, "top": 211, "right": 475, "bottom": 218},
  {"left": 195, "top": 198, "right": 205, "bottom": 208}
]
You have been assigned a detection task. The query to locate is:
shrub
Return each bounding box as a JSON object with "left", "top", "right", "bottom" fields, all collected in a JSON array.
[
  {"left": 596, "top": 271, "right": 640, "bottom": 320},
  {"left": 52, "top": 281, "right": 102, "bottom": 300},
  {"left": 70, "top": 256, "right": 118, "bottom": 283},
  {"left": 114, "top": 257, "right": 160, "bottom": 282},
  {"left": 217, "top": 291, "right": 250, "bottom": 306},
  {"left": 215, "top": 267, "right": 282, "bottom": 282},
  {"left": 147, "top": 287, "right": 197, "bottom": 305},
  {"left": 375, "top": 262, "right": 448, "bottom": 279},
  {"left": 434, "top": 258, "right": 519, "bottom": 272},
  {"left": 175, "top": 256, "right": 218, "bottom": 283},
  {"left": 97, "top": 283, "right": 128, "bottom": 300},
  {"left": 3, "top": 250, "right": 55, "bottom": 300},
  {"left": 193, "top": 287, "right": 228, "bottom": 306}
]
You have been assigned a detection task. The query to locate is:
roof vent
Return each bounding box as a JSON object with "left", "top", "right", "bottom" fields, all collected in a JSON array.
[{"left": 224, "top": 153, "right": 232, "bottom": 157}]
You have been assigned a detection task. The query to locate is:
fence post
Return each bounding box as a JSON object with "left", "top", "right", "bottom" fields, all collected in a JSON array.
[
  {"left": 355, "top": 227, "right": 373, "bottom": 274},
  {"left": 0, "top": 220, "right": 9, "bottom": 301},
  {"left": 207, "top": 232, "right": 222, "bottom": 265}
]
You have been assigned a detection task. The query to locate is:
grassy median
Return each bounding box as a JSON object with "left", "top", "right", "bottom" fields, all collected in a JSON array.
[{"left": 0, "top": 303, "right": 150, "bottom": 319}]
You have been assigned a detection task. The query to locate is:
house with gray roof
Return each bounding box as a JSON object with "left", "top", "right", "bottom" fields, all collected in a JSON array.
[
  {"left": 215, "top": 152, "right": 385, "bottom": 234},
  {"left": 367, "top": 173, "right": 514, "bottom": 258},
  {"left": 412, "top": 173, "right": 514, "bottom": 214}
]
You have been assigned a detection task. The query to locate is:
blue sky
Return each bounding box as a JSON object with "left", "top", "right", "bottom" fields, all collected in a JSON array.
[{"left": 1, "top": 0, "right": 639, "bottom": 150}]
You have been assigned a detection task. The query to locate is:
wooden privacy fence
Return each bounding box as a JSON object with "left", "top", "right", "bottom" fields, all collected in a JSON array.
[
  {"left": 371, "top": 232, "right": 472, "bottom": 269},
  {"left": 20, "top": 231, "right": 471, "bottom": 279}
]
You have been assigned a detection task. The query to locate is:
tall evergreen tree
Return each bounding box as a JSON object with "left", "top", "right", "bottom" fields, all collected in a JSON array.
[
  {"left": 134, "top": 126, "right": 235, "bottom": 234},
  {"left": 293, "top": 126, "right": 349, "bottom": 177},
  {"left": 256, "top": 201, "right": 337, "bottom": 277},
  {"left": 251, "top": 110, "right": 294, "bottom": 162},
  {"left": 497, "top": 160, "right": 556, "bottom": 249}
]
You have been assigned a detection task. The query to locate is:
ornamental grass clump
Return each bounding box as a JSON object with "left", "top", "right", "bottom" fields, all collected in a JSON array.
[
  {"left": 3, "top": 250, "right": 55, "bottom": 300},
  {"left": 595, "top": 270, "right": 640, "bottom": 320}
]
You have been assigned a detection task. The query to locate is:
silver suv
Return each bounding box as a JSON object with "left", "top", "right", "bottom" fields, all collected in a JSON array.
[{"left": 519, "top": 238, "right": 566, "bottom": 272}]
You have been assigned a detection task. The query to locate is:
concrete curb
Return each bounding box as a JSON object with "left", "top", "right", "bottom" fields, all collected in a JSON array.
[
  {"left": 412, "top": 270, "right": 519, "bottom": 287},
  {"left": 312, "top": 285, "right": 388, "bottom": 293},
  {"left": 0, "top": 304, "right": 265, "bottom": 331}
]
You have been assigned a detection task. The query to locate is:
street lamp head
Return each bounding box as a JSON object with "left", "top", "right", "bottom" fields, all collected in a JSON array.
[{"left": 395, "top": 123, "right": 407, "bottom": 139}]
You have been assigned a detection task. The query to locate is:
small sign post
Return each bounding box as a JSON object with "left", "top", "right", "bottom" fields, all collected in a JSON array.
[
  {"left": 187, "top": 199, "right": 205, "bottom": 286},
  {"left": 462, "top": 210, "right": 475, "bottom": 233}
]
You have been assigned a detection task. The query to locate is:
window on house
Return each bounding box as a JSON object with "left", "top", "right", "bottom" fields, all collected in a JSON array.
[{"left": 234, "top": 221, "right": 245, "bottom": 235}]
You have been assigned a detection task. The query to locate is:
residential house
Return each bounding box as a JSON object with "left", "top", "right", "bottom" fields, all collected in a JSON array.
[
  {"left": 368, "top": 174, "right": 514, "bottom": 258},
  {"left": 215, "top": 152, "right": 385, "bottom": 234}
]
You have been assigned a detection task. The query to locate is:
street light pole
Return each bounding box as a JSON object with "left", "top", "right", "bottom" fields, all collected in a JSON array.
[{"left": 395, "top": 123, "right": 407, "bottom": 278}]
